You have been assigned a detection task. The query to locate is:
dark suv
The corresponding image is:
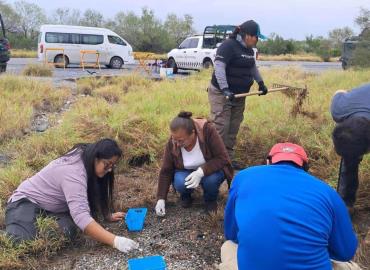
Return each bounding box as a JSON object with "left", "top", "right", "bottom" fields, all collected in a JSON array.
[{"left": 0, "top": 14, "right": 10, "bottom": 72}]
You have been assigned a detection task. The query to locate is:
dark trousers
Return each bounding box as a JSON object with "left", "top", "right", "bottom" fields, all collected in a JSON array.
[
  {"left": 337, "top": 157, "right": 363, "bottom": 207},
  {"left": 5, "top": 198, "right": 77, "bottom": 243}
]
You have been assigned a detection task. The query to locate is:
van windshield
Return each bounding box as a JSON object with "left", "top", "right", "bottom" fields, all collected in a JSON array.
[{"left": 108, "top": 35, "right": 127, "bottom": 46}]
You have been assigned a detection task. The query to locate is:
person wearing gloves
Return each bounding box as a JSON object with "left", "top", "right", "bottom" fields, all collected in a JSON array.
[
  {"left": 331, "top": 84, "right": 370, "bottom": 214},
  {"left": 5, "top": 138, "right": 138, "bottom": 253},
  {"left": 208, "top": 20, "right": 268, "bottom": 169},
  {"left": 155, "top": 111, "right": 233, "bottom": 216}
]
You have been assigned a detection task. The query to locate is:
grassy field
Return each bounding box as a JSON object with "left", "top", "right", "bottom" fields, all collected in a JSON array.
[
  {"left": 258, "top": 53, "right": 339, "bottom": 62},
  {"left": 10, "top": 49, "right": 38, "bottom": 58},
  {"left": 0, "top": 68, "right": 369, "bottom": 268}
]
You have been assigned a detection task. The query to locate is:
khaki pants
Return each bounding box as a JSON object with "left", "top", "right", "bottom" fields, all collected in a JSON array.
[
  {"left": 219, "top": 241, "right": 362, "bottom": 270},
  {"left": 208, "top": 84, "right": 246, "bottom": 160}
]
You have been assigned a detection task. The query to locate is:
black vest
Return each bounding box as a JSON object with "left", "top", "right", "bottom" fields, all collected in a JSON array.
[{"left": 211, "top": 39, "right": 256, "bottom": 94}]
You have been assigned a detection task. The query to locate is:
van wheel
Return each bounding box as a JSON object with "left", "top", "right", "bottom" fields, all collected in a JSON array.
[
  {"left": 110, "top": 57, "right": 123, "bottom": 69},
  {"left": 167, "top": 58, "right": 178, "bottom": 74},
  {"left": 54, "top": 55, "right": 69, "bottom": 68},
  {"left": 203, "top": 60, "right": 213, "bottom": 69}
]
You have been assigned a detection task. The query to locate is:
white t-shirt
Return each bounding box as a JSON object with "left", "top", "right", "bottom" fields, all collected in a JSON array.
[{"left": 181, "top": 137, "right": 206, "bottom": 170}]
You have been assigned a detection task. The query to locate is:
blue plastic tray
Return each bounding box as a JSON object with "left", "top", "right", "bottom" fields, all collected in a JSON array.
[
  {"left": 125, "top": 207, "right": 147, "bottom": 232},
  {"left": 128, "top": 255, "right": 166, "bottom": 270}
]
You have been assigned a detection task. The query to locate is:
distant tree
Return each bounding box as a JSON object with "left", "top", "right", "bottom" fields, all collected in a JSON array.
[
  {"left": 113, "top": 8, "right": 170, "bottom": 53},
  {"left": 0, "top": 1, "right": 20, "bottom": 33},
  {"left": 79, "top": 9, "right": 104, "bottom": 27},
  {"left": 355, "top": 7, "right": 370, "bottom": 31},
  {"left": 352, "top": 30, "right": 370, "bottom": 68},
  {"left": 164, "top": 14, "right": 195, "bottom": 48},
  {"left": 51, "top": 8, "right": 81, "bottom": 25},
  {"left": 14, "top": 0, "right": 47, "bottom": 39},
  {"left": 329, "top": 27, "right": 354, "bottom": 47}
]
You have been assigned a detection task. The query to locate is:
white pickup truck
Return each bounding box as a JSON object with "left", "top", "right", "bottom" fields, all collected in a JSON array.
[
  {"left": 167, "top": 35, "right": 258, "bottom": 74},
  {"left": 167, "top": 35, "right": 215, "bottom": 73}
]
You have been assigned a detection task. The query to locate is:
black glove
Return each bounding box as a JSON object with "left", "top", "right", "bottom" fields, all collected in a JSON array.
[
  {"left": 258, "top": 81, "right": 268, "bottom": 96},
  {"left": 222, "top": 88, "right": 235, "bottom": 101}
]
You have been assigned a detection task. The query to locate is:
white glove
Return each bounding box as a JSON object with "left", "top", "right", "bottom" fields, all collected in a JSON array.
[
  {"left": 113, "top": 236, "right": 139, "bottom": 253},
  {"left": 185, "top": 167, "right": 204, "bottom": 189},
  {"left": 155, "top": 199, "right": 166, "bottom": 216}
]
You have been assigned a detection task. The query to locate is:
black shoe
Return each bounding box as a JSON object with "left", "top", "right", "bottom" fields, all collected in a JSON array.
[
  {"left": 205, "top": 201, "right": 218, "bottom": 214},
  {"left": 180, "top": 195, "right": 193, "bottom": 208},
  {"left": 232, "top": 161, "right": 244, "bottom": 170}
]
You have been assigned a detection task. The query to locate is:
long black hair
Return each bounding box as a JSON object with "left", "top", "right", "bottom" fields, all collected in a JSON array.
[{"left": 63, "top": 138, "right": 122, "bottom": 219}]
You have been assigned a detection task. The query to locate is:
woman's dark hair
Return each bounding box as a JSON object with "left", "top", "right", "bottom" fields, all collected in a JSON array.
[
  {"left": 230, "top": 25, "right": 242, "bottom": 39},
  {"left": 170, "top": 111, "right": 195, "bottom": 135},
  {"left": 332, "top": 117, "right": 370, "bottom": 159},
  {"left": 64, "top": 138, "right": 122, "bottom": 219}
]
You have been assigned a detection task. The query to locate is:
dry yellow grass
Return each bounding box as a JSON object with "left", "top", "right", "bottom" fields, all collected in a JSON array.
[
  {"left": 11, "top": 49, "right": 38, "bottom": 58},
  {"left": 258, "top": 53, "right": 339, "bottom": 62},
  {"left": 22, "top": 64, "right": 53, "bottom": 77}
]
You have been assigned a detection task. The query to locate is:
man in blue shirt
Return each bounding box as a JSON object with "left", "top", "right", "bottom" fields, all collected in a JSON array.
[
  {"left": 220, "top": 142, "right": 359, "bottom": 270},
  {"left": 331, "top": 84, "right": 370, "bottom": 213}
]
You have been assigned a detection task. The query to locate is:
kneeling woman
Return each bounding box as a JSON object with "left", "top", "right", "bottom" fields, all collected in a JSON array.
[
  {"left": 155, "top": 112, "right": 233, "bottom": 216},
  {"left": 5, "top": 138, "right": 138, "bottom": 253}
]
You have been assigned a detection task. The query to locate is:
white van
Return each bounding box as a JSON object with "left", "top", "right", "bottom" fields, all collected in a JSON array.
[{"left": 38, "top": 25, "right": 135, "bottom": 69}]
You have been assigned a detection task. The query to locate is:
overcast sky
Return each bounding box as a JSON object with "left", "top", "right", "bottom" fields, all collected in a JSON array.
[{"left": 7, "top": 0, "right": 370, "bottom": 39}]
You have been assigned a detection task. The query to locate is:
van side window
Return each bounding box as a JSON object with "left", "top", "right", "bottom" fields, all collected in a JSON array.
[
  {"left": 81, "top": 34, "right": 104, "bottom": 45},
  {"left": 45, "top": 32, "right": 70, "bottom": 43},
  {"left": 70, "top": 34, "right": 80, "bottom": 44},
  {"left": 108, "top": 36, "right": 127, "bottom": 46}
]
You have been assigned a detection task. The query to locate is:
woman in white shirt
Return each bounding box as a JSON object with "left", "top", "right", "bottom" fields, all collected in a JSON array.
[{"left": 155, "top": 111, "right": 233, "bottom": 216}]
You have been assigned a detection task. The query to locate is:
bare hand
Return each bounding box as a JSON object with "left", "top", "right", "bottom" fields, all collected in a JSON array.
[{"left": 108, "top": 212, "right": 125, "bottom": 222}]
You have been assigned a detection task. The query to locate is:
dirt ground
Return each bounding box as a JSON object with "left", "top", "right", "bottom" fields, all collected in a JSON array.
[{"left": 46, "top": 166, "right": 370, "bottom": 270}]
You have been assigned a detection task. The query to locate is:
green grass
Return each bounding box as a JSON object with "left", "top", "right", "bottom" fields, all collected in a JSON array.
[
  {"left": 0, "top": 68, "right": 369, "bottom": 268},
  {"left": 0, "top": 76, "right": 70, "bottom": 142}
]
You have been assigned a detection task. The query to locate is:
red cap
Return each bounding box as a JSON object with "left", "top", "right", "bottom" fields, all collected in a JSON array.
[{"left": 268, "top": 142, "right": 308, "bottom": 166}]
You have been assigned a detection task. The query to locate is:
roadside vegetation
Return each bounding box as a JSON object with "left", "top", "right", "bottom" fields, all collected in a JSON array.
[{"left": 0, "top": 68, "right": 369, "bottom": 268}]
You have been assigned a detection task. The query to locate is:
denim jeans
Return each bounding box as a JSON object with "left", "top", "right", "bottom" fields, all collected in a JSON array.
[{"left": 173, "top": 169, "right": 225, "bottom": 202}]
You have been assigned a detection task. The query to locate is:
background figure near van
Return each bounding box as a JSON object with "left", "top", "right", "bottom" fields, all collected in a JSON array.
[
  {"left": 331, "top": 83, "right": 370, "bottom": 214},
  {"left": 155, "top": 112, "right": 233, "bottom": 216},
  {"left": 220, "top": 143, "right": 360, "bottom": 270},
  {"left": 208, "top": 20, "right": 268, "bottom": 169}
]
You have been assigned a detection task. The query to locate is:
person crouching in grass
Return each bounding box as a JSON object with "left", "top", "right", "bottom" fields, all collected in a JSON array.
[
  {"left": 155, "top": 111, "right": 233, "bottom": 216},
  {"left": 5, "top": 138, "right": 139, "bottom": 253}
]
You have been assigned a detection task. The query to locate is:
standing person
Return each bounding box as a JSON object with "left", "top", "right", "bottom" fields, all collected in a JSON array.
[
  {"left": 208, "top": 20, "right": 268, "bottom": 169},
  {"left": 331, "top": 84, "right": 370, "bottom": 213},
  {"left": 5, "top": 138, "right": 139, "bottom": 253},
  {"left": 155, "top": 111, "right": 233, "bottom": 216},
  {"left": 220, "top": 142, "right": 359, "bottom": 270}
]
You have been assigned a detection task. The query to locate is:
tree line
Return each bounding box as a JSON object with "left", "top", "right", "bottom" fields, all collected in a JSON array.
[{"left": 0, "top": 0, "right": 369, "bottom": 62}]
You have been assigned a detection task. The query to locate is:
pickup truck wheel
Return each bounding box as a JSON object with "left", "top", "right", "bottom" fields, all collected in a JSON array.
[
  {"left": 167, "top": 58, "right": 178, "bottom": 74},
  {"left": 203, "top": 60, "right": 213, "bottom": 69}
]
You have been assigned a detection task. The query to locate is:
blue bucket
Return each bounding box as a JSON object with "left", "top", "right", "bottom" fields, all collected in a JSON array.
[
  {"left": 128, "top": 255, "right": 167, "bottom": 270},
  {"left": 125, "top": 208, "right": 147, "bottom": 232}
]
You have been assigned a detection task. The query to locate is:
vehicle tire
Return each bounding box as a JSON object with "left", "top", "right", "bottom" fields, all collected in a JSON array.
[
  {"left": 167, "top": 58, "right": 178, "bottom": 74},
  {"left": 109, "top": 56, "right": 123, "bottom": 69},
  {"left": 54, "top": 55, "right": 69, "bottom": 68},
  {"left": 341, "top": 61, "right": 348, "bottom": 70},
  {"left": 203, "top": 59, "right": 213, "bottom": 69},
  {"left": 0, "top": 63, "right": 6, "bottom": 73}
]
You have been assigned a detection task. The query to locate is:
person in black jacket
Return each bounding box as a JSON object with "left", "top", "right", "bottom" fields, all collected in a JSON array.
[{"left": 208, "top": 20, "right": 267, "bottom": 169}]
